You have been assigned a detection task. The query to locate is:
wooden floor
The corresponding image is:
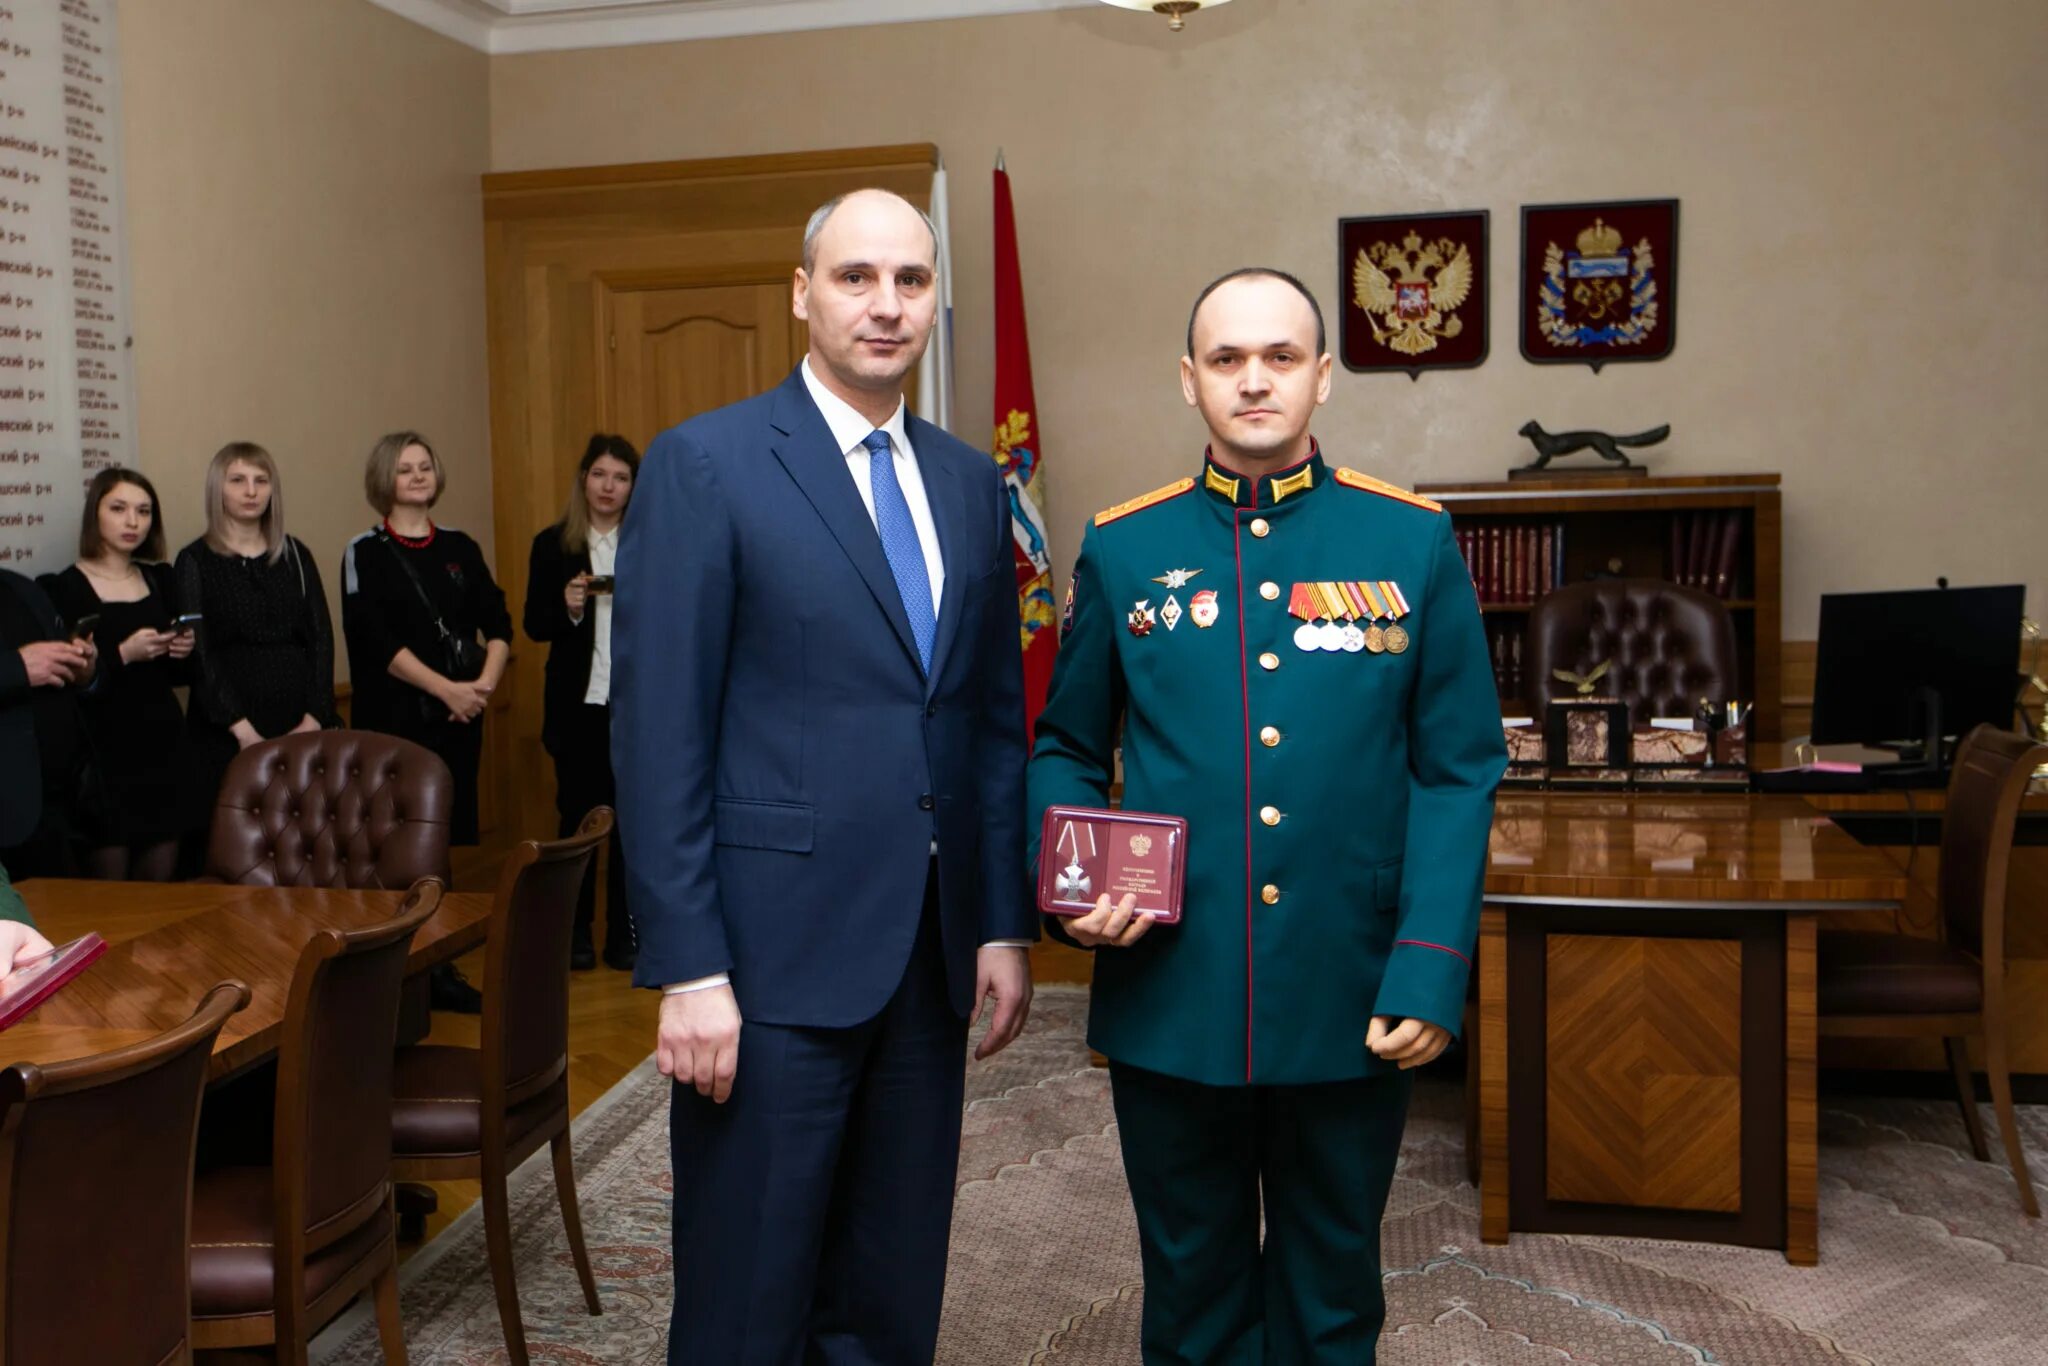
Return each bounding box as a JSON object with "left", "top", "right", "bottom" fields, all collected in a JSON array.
[{"left": 402, "top": 844, "right": 1093, "bottom": 1253}]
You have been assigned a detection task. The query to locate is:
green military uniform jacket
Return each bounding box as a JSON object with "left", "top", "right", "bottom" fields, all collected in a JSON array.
[
  {"left": 1028, "top": 447, "right": 1507, "bottom": 1087},
  {"left": 0, "top": 865, "right": 31, "bottom": 928}
]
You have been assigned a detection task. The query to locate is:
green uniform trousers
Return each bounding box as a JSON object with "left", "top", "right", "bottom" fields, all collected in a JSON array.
[{"left": 1109, "top": 1062, "right": 1413, "bottom": 1365}]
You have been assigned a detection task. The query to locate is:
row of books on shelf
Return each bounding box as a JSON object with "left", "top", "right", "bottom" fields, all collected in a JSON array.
[
  {"left": 1457, "top": 523, "right": 1563, "bottom": 606},
  {"left": 1670, "top": 510, "right": 1746, "bottom": 598}
]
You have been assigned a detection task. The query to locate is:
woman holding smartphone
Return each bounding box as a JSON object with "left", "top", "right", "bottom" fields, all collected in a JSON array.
[
  {"left": 525, "top": 434, "right": 639, "bottom": 970},
  {"left": 39, "top": 468, "right": 194, "bottom": 880},
  {"left": 175, "top": 442, "right": 339, "bottom": 828},
  {"left": 341, "top": 431, "right": 513, "bottom": 852}
]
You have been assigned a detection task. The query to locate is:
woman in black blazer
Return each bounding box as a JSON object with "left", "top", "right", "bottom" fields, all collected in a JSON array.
[{"left": 525, "top": 434, "right": 639, "bottom": 970}]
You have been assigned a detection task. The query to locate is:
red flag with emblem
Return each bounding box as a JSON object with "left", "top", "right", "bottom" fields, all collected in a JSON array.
[{"left": 992, "top": 158, "right": 1057, "bottom": 740}]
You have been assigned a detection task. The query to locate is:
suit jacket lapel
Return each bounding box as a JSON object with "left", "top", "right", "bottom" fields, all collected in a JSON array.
[
  {"left": 767, "top": 371, "right": 923, "bottom": 673},
  {"left": 917, "top": 421, "right": 973, "bottom": 691}
]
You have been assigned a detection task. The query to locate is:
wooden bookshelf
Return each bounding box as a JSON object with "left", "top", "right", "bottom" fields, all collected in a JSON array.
[{"left": 1414, "top": 473, "right": 1784, "bottom": 741}]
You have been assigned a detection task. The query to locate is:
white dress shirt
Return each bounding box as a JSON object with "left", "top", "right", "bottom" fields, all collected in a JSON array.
[
  {"left": 581, "top": 524, "right": 618, "bottom": 705},
  {"left": 664, "top": 360, "right": 1026, "bottom": 997}
]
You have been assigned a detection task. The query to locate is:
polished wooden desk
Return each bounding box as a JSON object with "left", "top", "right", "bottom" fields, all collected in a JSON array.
[
  {"left": 4, "top": 881, "right": 492, "bottom": 1081},
  {"left": 1478, "top": 793, "right": 1909, "bottom": 1266}
]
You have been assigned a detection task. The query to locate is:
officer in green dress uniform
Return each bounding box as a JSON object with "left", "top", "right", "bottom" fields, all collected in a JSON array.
[{"left": 1027, "top": 268, "right": 1506, "bottom": 1364}]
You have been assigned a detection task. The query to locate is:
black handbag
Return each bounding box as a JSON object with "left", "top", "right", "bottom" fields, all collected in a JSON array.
[{"left": 375, "top": 531, "right": 485, "bottom": 719}]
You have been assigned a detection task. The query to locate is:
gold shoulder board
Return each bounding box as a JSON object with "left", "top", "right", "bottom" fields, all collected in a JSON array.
[
  {"left": 1334, "top": 467, "right": 1443, "bottom": 513},
  {"left": 1095, "top": 476, "right": 1196, "bottom": 527}
]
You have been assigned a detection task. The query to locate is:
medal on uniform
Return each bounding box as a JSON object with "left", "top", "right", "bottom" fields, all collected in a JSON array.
[
  {"left": 1160, "top": 595, "right": 1184, "bottom": 631},
  {"left": 1053, "top": 820, "right": 1095, "bottom": 900},
  {"left": 1287, "top": 583, "right": 1322, "bottom": 651},
  {"left": 1190, "top": 589, "right": 1219, "bottom": 628},
  {"left": 1152, "top": 567, "right": 1203, "bottom": 590},
  {"left": 1363, "top": 623, "right": 1387, "bottom": 653},
  {"left": 1127, "top": 599, "right": 1156, "bottom": 638},
  {"left": 1378, "top": 581, "right": 1412, "bottom": 654},
  {"left": 1341, "top": 623, "right": 1366, "bottom": 652},
  {"left": 1317, "top": 621, "right": 1345, "bottom": 651}
]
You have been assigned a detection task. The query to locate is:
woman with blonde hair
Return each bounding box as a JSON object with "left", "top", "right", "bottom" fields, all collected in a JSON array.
[
  {"left": 39, "top": 467, "right": 195, "bottom": 879},
  {"left": 341, "top": 431, "right": 512, "bottom": 851},
  {"left": 174, "top": 442, "right": 337, "bottom": 822},
  {"left": 525, "top": 433, "right": 640, "bottom": 969}
]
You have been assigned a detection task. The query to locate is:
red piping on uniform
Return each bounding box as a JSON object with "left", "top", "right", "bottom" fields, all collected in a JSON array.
[
  {"left": 1396, "top": 939, "right": 1472, "bottom": 967},
  {"left": 1235, "top": 508, "right": 1254, "bottom": 1083}
]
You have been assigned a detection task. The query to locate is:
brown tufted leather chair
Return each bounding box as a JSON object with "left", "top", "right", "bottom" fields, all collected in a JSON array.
[
  {"left": 1819, "top": 727, "right": 2045, "bottom": 1216},
  {"left": 1522, "top": 578, "right": 1739, "bottom": 725},
  {"left": 188, "top": 879, "right": 442, "bottom": 1362},
  {"left": 2, "top": 981, "right": 250, "bottom": 1366},
  {"left": 389, "top": 809, "right": 612, "bottom": 1366},
  {"left": 206, "top": 730, "right": 453, "bottom": 890}
]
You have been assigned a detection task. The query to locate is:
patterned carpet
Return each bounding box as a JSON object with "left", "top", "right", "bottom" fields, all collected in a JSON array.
[{"left": 313, "top": 985, "right": 2048, "bottom": 1365}]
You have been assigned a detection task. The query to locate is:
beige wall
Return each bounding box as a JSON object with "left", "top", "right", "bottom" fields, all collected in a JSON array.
[
  {"left": 490, "top": 0, "right": 2048, "bottom": 638},
  {"left": 117, "top": 0, "right": 491, "bottom": 679}
]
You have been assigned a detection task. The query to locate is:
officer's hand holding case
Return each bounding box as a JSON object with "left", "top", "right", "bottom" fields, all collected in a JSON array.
[{"left": 1037, "top": 806, "right": 1187, "bottom": 924}]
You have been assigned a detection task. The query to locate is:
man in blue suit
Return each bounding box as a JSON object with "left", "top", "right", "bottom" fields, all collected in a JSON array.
[{"left": 612, "top": 188, "right": 1037, "bottom": 1364}]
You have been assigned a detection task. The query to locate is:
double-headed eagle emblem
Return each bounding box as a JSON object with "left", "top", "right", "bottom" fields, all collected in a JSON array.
[{"left": 1352, "top": 231, "right": 1475, "bottom": 357}]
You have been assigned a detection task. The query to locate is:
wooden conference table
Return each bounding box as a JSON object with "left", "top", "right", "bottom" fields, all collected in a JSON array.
[
  {"left": 1476, "top": 792, "right": 1910, "bottom": 1266},
  {"left": 6, "top": 880, "right": 493, "bottom": 1081}
]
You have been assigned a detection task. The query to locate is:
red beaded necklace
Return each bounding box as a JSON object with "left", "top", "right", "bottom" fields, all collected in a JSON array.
[{"left": 383, "top": 518, "right": 436, "bottom": 549}]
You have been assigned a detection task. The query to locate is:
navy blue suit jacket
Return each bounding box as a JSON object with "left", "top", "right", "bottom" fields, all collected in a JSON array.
[{"left": 613, "top": 366, "right": 1036, "bottom": 1026}]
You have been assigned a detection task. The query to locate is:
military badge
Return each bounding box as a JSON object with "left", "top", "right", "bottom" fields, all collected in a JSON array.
[
  {"left": 1160, "top": 595, "right": 1184, "bottom": 631},
  {"left": 1152, "top": 567, "right": 1203, "bottom": 589},
  {"left": 1190, "top": 589, "right": 1219, "bottom": 629},
  {"left": 1060, "top": 577, "right": 1076, "bottom": 641},
  {"left": 1520, "top": 199, "right": 1678, "bottom": 371},
  {"left": 1127, "top": 599, "right": 1156, "bottom": 638},
  {"left": 1338, "top": 211, "right": 1489, "bottom": 379}
]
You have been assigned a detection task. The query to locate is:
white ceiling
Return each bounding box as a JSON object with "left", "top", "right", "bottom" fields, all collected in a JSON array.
[{"left": 366, "top": 0, "right": 1099, "bottom": 54}]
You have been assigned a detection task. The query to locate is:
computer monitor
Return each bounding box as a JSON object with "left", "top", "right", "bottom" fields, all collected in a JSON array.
[{"left": 1810, "top": 584, "right": 2025, "bottom": 758}]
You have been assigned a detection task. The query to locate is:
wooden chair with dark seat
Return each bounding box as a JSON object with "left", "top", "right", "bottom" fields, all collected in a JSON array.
[
  {"left": 1, "top": 981, "right": 250, "bottom": 1366},
  {"left": 189, "top": 878, "right": 443, "bottom": 1363},
  {"left": 1523, "top": 578, "right": 1740, "bottom": 725},
  {"left": 389, "top": 808, "right": 612, "bottom": 1366},
  {"left": 1819, "top": 725, "right": 2045, "bottom": 1216}
]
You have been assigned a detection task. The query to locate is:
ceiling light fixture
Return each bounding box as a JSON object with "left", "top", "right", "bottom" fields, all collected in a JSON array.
[{"left": 1098, "top": 0, "right": 1234, "bottom": 33}]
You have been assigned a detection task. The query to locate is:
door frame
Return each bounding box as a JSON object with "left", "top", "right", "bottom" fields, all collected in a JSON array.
[{"left": 479, "top": 144, "right": 938, "bottom": 850}]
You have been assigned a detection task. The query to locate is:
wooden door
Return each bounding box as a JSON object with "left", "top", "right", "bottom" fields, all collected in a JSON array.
[{"left": 602, "top": 281, "right": 805, "bottom": 448}]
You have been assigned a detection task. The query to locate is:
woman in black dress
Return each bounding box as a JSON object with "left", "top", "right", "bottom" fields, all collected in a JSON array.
[
  {"left": 39, "top": 468, "right": 194, "bottom": 880},
  {"left": 525, "top": 434, "right": 639, "bottom": 970},
  {"left": 341, "top": 431, "right": 512, "bottom": 848},
  {"left": 174, "top": 442, "right": 339, "bottom": 826}
]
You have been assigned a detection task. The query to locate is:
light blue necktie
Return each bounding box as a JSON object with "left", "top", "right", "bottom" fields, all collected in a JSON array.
[{"left": 863, "top": 429, "right": 936, "bottom": 673}]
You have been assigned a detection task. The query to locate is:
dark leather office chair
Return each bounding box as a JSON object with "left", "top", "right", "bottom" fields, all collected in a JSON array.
[
  {"left": 390, "top": 810, "right": 612, "bottom": 1366},
  {"left": 1818, "top": 726, "right": 2045, "bottom": 1216},
  {"left": 1523, "top": 578, "right": 1739, "bottom": 724},
  {"left": 0, "top": 981, "right": 250, "bottom": 1366},
  {"left": 206, "top": 730, "right": 453, "bottom": 890},
  {"left": 189, "top": 879, "right": 442, "bottom": 1362}
]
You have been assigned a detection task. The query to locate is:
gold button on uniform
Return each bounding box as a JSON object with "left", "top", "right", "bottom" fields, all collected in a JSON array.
[
  {"left": 1250, "top": 518, "right": 1270, "bottom": 538},
  {"left": 1259, "top": 806, "right": 1281, "bottom": 826},
  {"left": 1259, "top": 581, "right": 1280, "bottom": 600},
  {"left": 1259, "top": 652, "right": 1279, "bottom": 671},
  {"left": 1261, "top": 884, "right": 1281, "bottom": 905},
  {"left": 1259, "top": 726, "right": 1281, "bottom": 747}
]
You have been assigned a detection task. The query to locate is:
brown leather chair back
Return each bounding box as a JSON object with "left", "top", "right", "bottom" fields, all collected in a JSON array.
[
  {"left": 208, "top": 730, "right": 453, "bottom": 890},
  {"left": 0, "top": 981, "right": 250, "bottom": 1366},
  {"left": 485, "top": 809, "right": 612, "bottom": 1106},
  {"left": 1938, "top": 727, "right": 2047, "bottom": 966},
  {"left": 1523, "top": 578, "right": 1739, "bottom": 724},
  {"left": 271, "top": 880, "right": 440, "bottom": 1287}
]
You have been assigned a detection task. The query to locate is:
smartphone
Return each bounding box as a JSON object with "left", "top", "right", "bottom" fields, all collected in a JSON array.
[
  {"left": 586, "top": 575, "right": 615, "bottom": 595},
  {"left": 171, "top": 612, "right": 203, "bottom": 632},
  {"left": 69, "top": 613, "right": 99, "bottom": 641}
]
